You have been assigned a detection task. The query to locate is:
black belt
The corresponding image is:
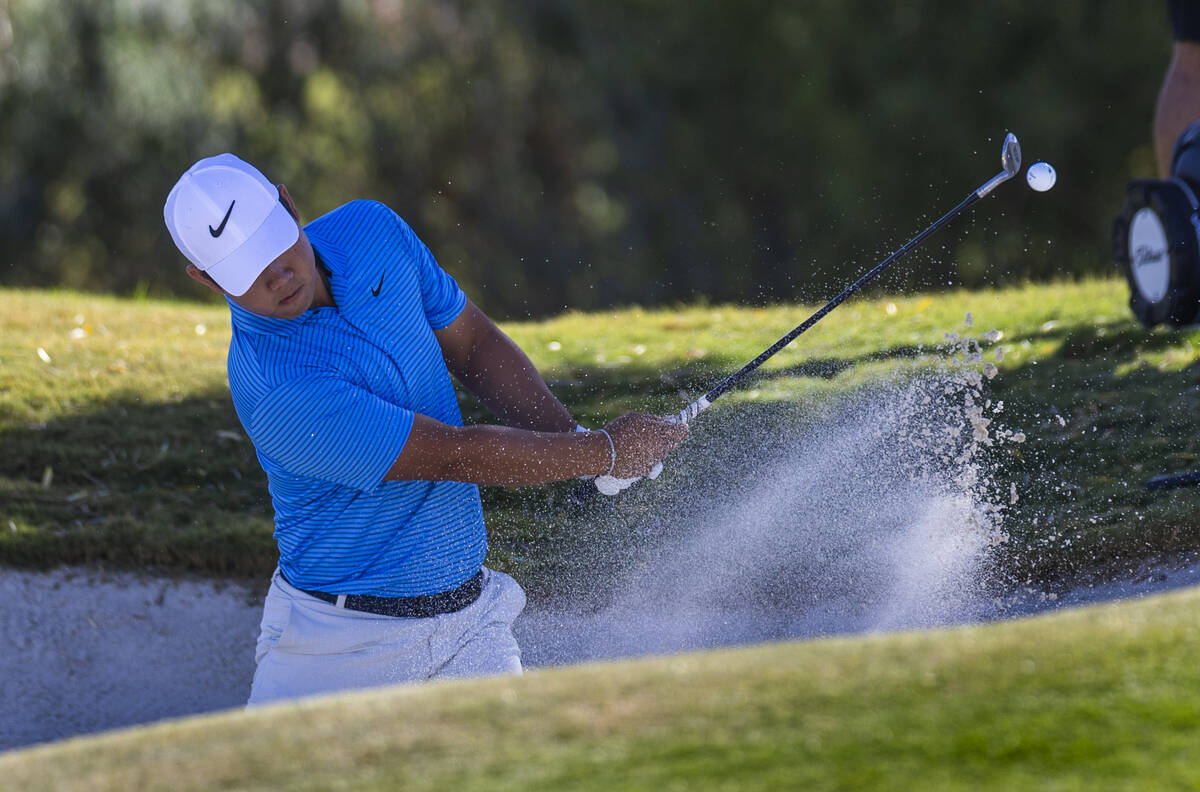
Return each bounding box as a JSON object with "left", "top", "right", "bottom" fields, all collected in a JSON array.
[{"left": 280, "top": 569, "right": 484, "bottom": 618}]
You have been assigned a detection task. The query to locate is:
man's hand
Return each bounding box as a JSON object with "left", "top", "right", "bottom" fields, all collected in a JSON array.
[{"left": 602, "top": 413, "right": 689, "bottom": 479}]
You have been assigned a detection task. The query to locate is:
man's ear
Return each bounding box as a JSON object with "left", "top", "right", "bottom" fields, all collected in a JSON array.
[
  {"left": 278, "top": 184, "right": 301, "bottom": 223},
  {"left": 186, "top": 264, "right": 228, "bottom": 296}
]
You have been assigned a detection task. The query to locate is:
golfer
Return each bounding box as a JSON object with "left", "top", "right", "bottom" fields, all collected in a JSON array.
[{"left": 164, "top": 154, "right": 687, "bottom": 705}]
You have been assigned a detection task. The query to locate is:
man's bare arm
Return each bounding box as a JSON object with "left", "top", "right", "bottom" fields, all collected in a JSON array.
[
  {"left": 383, "top": 413, "right": 685, "bottom": 486},
  {"left": 410, "top": 299, "right": 687, "bottom": 486},
  {"left": 435, "top": 300, "right": 576, "bottom": 432}
]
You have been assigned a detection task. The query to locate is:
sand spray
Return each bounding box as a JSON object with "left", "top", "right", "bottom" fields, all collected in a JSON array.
[{"left": 518, "top": 316, "right": 1023, "bottom": 665}]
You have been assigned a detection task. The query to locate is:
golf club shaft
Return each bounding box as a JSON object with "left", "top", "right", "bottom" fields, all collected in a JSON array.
[
  {"left": 570, "top": 133, "right": 1020, "bottom": 506},
  {"left": 674, "top": 182, "right": 993, "bottom": 425}
]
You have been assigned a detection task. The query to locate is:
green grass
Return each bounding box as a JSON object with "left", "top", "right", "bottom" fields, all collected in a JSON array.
[
  {"left": 3, "top": 279, "right": 1200, "bottom": 588},
  {"left": 3, "top": 582, "right": 1199, "bottom": 790},
  {"left": 5, "top": 281, "right": 1200, "bottom": 788}
]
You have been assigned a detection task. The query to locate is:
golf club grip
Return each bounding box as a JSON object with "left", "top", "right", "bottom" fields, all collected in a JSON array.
[{"left": 674, "top": 398, "right": 709, "bottom": 424}]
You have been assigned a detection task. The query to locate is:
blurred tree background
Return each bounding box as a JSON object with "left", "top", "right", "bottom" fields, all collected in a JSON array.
[{"left": 0, "top": 0, "right": 1170, "bottom": 319}]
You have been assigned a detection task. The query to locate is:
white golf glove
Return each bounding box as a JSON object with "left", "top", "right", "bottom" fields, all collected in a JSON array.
[{"left": 593, "top": 463, "right": 663, "bottom": 496}]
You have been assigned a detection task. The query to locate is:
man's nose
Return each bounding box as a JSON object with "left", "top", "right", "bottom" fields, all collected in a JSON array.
[{"left": 265, "top": 263, "right": 294, "bottom": 290}]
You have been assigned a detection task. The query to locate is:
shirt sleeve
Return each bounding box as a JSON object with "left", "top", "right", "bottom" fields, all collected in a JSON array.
[
  {"left": 388, "top": 209, "right": 467, "bottom": 329},
  {"left": 248, "top": 375, "right": 414, "bottom": 491}
]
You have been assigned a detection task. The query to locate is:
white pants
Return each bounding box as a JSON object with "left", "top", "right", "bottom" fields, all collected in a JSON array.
[{"left": 247, "top": 567, "right": 525, "bottom": 707}]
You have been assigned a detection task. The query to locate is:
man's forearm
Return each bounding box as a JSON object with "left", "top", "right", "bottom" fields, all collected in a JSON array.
[
  {"left": 458, "top": 323, "right": 576, "bottom": 432},
  {"left": 385, "top": 418, "right": 611, "bottom": 486}
]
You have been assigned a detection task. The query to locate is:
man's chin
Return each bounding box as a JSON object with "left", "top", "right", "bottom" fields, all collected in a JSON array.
[
  {"left": 275, "top": 287, "right": 309, "bottom": 317},
  {"left": 275, "top": 304, "right": 307, "bottom": 320}
]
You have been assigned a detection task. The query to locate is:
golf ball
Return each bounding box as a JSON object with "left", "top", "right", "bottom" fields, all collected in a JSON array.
[{"left": 1026, "top": 161, "right": 1056, "bottom": 192}]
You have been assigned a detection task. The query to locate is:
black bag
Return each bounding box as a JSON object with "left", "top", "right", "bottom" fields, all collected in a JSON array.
[{"left": 1113, "top": 118, "right": 1200, "bottom": 327}]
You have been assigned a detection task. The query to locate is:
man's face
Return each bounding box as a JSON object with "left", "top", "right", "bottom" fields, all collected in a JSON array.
[
  {"left": 228, "top": 231, "right": 323, "bottom": 320},
  {"left": 186, "top": 185, "right": 331, "bottom": 318}
]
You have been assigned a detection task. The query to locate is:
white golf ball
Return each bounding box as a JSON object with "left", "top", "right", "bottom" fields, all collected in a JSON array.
[{"left": 1026, "top": 161, "right": 1056, "bottom": 192}]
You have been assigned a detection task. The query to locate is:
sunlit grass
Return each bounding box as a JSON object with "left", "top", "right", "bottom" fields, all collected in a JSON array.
[{"left": 1, "top": 289, "right": 231, "bottom": 425}]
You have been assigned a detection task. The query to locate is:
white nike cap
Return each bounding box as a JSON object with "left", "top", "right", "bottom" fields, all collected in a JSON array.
[{"left": 164, "top": 153, "right": 299, "bottom": 296}]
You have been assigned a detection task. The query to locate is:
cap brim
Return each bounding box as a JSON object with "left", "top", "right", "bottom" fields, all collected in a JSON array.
[{"left": 203, "top": 201, "right": 300, "bottom": 297}]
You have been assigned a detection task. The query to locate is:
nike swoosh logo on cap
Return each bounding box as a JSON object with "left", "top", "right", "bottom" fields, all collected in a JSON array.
[
  {"left": 209, "top": 201, "right": 235, "bottom": 237},
  {"left": 371, "top": 272, "right": 386, "bottom": 297}
]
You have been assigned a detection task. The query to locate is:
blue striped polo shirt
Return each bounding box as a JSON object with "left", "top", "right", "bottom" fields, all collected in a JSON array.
[{"left": 225, "top": 199, "right": 486, "bottom": 597}]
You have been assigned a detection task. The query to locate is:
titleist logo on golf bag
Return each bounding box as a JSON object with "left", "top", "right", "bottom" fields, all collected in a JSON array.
[{"left": 1133, "top": 244, "right": 1166, "bottom": 270}]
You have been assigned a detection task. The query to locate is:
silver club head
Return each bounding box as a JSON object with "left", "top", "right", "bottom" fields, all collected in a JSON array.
[
  {"left": 1002, "top": 132, "right": 1021, "bottom": 177},
  {"left": 977, "top": 132, "right": 1022, "bottom": 197}
]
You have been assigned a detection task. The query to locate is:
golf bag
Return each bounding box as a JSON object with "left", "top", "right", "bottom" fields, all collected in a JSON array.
[{"left": 1113, "top": 118, "right": 1200, "bottom": 328}]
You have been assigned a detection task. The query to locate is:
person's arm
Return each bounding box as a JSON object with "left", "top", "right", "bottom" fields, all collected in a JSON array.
[
  {"left": 405, "top": 297, "right": 686, "bottom": 486},
  {"left": 244, "top": 370, "right": 685, "bottom": 490},
  {"left": 434, "top": 299, "right": 576, "bottom": 432},
  {"left": 383, "top": 412, "right": 686, "bottom": 486},
  {"left": 1155, "top": 41, "right": 1200, "bottom": 176}
]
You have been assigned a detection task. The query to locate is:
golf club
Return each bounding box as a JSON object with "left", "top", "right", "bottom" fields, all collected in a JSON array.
[
  {"left": 670, "top": 132, "right": 1021, "bottom": 426},
  {"left": 578, "top": 132, "right": 1022, "bottom": 503}
]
